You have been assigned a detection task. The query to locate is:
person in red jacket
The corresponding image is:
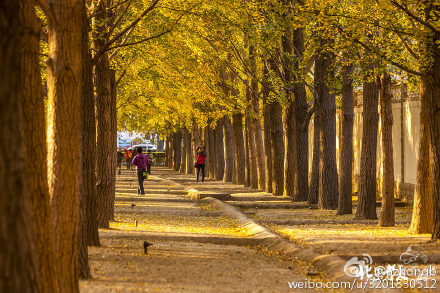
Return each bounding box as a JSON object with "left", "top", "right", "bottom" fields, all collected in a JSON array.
[{"left": 195, "top": 146, "right": 207, "bottom": 183}]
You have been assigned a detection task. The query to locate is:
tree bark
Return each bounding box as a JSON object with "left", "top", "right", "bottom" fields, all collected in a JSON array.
[
  {"left": 232, "top": 113, "right": 246, "bottom": 185},
  {"left": 262, "top": 60, "right": 273, "bottom": 193},
  {"left": 356, "top": 78, "right": 379, "bottom": 219},
  {"left": 215, "top": 118, "right": 225, "bottom": 180},
  {"left": 309, "top": 112, "right": 320, "bottom": 204},
  {"left": 249, "top": 46, "right": 266, "bottom": 190},
  {"left": 246, "top": 100, "right": 259, "bottom": 188},
  {"left": 0, "top": 1, "right": 41, "bottom": 291},
  {"left": 316, "top": 48, "right": 338, "bottom": 210},
  {"left": 293, "top": 27, "right": 309, "bottom": 201},
  {"left": 185, "top": 128, "right": 193, "bottom": 174},
  {"left": 180, "top": 129, "right": 188, "bottom": 174},
  {"left": 379, "top": 73, "right": 395, "bottom": 226},
  {"left": 94, "top": 0, "right": 113, "bottom": 229},
  {"left": 267, "top": 58, "right": 285, "bottom": 195},
  {"left": 410, "top": 77, "right": 433, "bottom": 233},
  {"left": 224, "top": 116, "right": 234, "bottom": 182},
  {"left": 208, "top": 125, "right": 216, "bottom": 178},
  {"left": 337, "top": 65, "right": 354, "bottom": 215},
  {"left": 46, "top": 0, "right": 83, "bottom": 290},
  {"left": 173, "top": 131, "right": 182, "bottom": 171},
  {"left": 244, "top": 117, "right": 252, "bottom": 187}
]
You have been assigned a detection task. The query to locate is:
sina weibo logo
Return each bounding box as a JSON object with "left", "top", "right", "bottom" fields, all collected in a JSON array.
[{"left": 344, "top": 254, "right": 374, "bottom": 280}]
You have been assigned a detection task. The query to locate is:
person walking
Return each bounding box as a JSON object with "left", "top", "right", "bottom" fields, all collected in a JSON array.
[
  {"left": 124, "top": 149, "right": 131, "bottom": 169},
  {"left": 117, "top": 148, "right": 123, "bottom": 175},
  {"left": 195, "top": 146, "right": 207, "bottom": 183},
  {"left": 132, "top": 146, "right": 149, "bottom": 195}
]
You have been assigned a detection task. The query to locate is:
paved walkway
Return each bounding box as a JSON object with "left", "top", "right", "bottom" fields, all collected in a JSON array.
[{"left": 80, "top": 167, "right": 316, "bottom": 292}]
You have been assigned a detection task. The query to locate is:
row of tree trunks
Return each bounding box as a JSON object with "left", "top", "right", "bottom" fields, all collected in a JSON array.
[
  {"left": 46, "top": 0, "right": 83, "bottom": 291},
  {"left": 315, "top": 44, "right": 338, "bottom": 210},
  {"left": 337, "top": 65, "right": 354, "bottom": 214},
  {"left": 308, "top": 111, "right": 320, "bottom": 204},
  {"left": 0, "top": 1, "right": 41, "bottom": 291},
  {"left": 173, "top": 131, "right": 182, "bottom": 171}
]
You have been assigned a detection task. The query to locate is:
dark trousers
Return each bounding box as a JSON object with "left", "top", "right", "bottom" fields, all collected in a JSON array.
[
  {"left": 137, "top": 169, "right": 145, "bottom": 195},
  {"left": 196, "top": 164, "right": 205, "bottom": 182},
  {"left": 126, "top": 159, "right": 132, "bottom": 169},
  {"left": 147, "top": 164, "right": 151, "bottom": 174}
]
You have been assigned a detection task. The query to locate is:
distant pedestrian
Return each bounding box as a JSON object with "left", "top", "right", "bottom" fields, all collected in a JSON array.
[
  {"left": 146, "top": 151, "right": 152, "bottom": 174},
  {"left": 132, "top": 146, "right": 149, "bottom": 195},
  {"left": 117, "top": 148, "right": 123, "bottom": 175},
  {"left": 124, "top": 149, "right": 132, "bottom": 169},
  {"left": 195, "top": 146, "right": 207, "bottom": 183}
]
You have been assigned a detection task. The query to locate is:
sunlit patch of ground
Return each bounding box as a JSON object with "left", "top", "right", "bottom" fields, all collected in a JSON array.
[{"left": 109, "top": 214, "right": 251, "bottom": 237}]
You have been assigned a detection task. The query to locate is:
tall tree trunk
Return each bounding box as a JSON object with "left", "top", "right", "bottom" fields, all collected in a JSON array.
[
  {"left": 281, "top": 32, "right": 296, "bottom": 198},
  {"left": 208, "top": 125, "right": 216, "bottom": 178},
  {"left": 0, "top": 1, "right": 42, "bottom": 291},
  {"left": 185, "top": 128, "right": 193, "bottom": 174},
  {"left": 262, "top": 60, "right": 273, "bottom": 193},
  {"left": 293, "top": 27, "right": 309, "bottom": 201},
  {"left": 410, "top": 78, "right": 433, "bottom": 233},
  {"left": 379, "top": 73, "right": 395, "bottom": 226},
  {"left": 109, "top": 69, "right": 117, "bottom": 219},
  {"left": 94, "top": 0, "right": 113, "bottom": 228},
  {"left": 267, "top": 58, "right": 285, "bottom": 195},
  {"left": 46, "top": 0, "right": 83, "bottom": 290},
  {"left": 424, "top": 14, "right": 440, "bottom": 239},
  {"left": 245, "top": 87, "right": 258, "bottom": 189},
  {"left": 309, "top": 112, "right": 320, "bottom": 204},
  {"left": 244, "top": 117, "right": 252, "bottom": 187},
  {"left": 166, "top": 136, "right": 172, "bottom": 167},
  {"left": 215, "top": 118, "right": 225, "bottom": 180},
  {"left": 337, "top": 65, "right": 354, "bottom": 214},
  {"left": 232, "top": 113, "right": 246, "bottom": 185},
  {"left": 249, "top": 46, "right": 266, "bottom": 190},
  {"left": 356, "top": 77, "right": 379, "bottom": 219},
  {"left": 173, "top": 131, "right": 182, "bottom": 171},
  {"left": 316, "top": 48, "right": 338, "bottom": 209},
  {"left": 180, "top": 129, "right": 188, "bottom": 174},
  {"left": 224, "top": 116, "right": 234, "bottom": 182}
]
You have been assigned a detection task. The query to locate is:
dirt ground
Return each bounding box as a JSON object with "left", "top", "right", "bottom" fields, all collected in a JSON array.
[
  {"left": 80, "top": 166, "right": 440, "bottom": 292},
  {"left": 80, "top": 168, "right": 317, "bottom": 292}
]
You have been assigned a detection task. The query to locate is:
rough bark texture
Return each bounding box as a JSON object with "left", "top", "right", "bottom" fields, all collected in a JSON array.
[
  {"left": 246, "top": 112, "right": 259, "bottom": 188},
  {"left": 224, "top": 116, "right": 234, "bottom": 182},
  {"left": 81, "top": 2, "right": 100, "bottom": 248},
  {"left": 215, "top": 118, "right": 225, "bottom": 181},
  {"left": 424, "top": 15, "right": 440, "bottom": 238},
  {"left": 293, "top": 28, "right": 309, "bottom": 201},
  {"left": 316, "top": 49, "right": 338, "bottom": 210},
  {"left": 185, "top": 129, "right": 193, "bottom": 174},
  {"left": 281, "top": 33, "right": 296, "bottom": 198},
  {"left": 309, "top": 112, "right": 320, "bottom": 204},
  {"left": 265, "top": 57, "right": 285, "bottom": 196},
  {"left": 173, "top": 131, "right": 182, "bottom": 171},
  {"left": 356, "top": 78, "right": 379, "bottom": 219},
  {"left": 46, "top": 0, "right": 83, "bottom": 291},
  {"left": 180, "top": 129, "right": 188, "bottom": 174},
  {"left": 410, "top": 77, "right": 433, "bottom": 233},
  {"left": 244, "top": 117, "right": 252, "bottom": 187},
  {"left": 249, "top": 46, "right": 266, "bottom": 190},
  {"left": 232, "top": 113, "right": 246, "bottom": 185},
  {"left": 94, "top": 0, "right": 113, "bottom": 229},
  {"left": 208, "top": 126, "right": 216, "bottom": 178},
  {"left": 379, "top": 73, "right": 395, "bottom": 226},
  {"left": 110, "top": 69, "right": 117, "bottom": 220},
  {"left": 337, "top": 65, "right": 354, "bottom": 215},
  {"left": 262, "top": 60, "right": 273, "bottom": 193},
  {"left": 0, "top": 1, "right": 40, "bottom": 291}
]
